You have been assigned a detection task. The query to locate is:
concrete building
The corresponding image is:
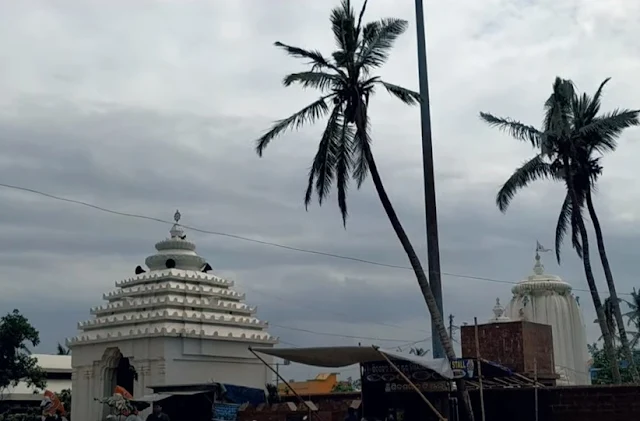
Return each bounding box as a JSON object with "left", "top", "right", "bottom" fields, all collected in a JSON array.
[{"left": 1, "top": 354, "right": 71, "bottom": 403}]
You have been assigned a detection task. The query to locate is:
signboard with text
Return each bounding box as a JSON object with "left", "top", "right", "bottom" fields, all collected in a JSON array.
[
  {"left": 213, "top": 403, "right": 240, "bottom": 421},
  {"left": 361, "top": 358, "right": 476, "bottom": 394}
]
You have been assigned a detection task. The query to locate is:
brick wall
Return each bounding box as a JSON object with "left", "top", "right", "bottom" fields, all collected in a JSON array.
[
  {"left": 456, "top": 385, "right": 640, "bottom": 421},
  {"left": 546, "top": 385, "right": 640, "bottom": 421},
  {"left": 522, "top": 321, "right": 555, "bottom": 375},
  {"left": 460, "top": 320, "right": 555, "bottom": 377}
]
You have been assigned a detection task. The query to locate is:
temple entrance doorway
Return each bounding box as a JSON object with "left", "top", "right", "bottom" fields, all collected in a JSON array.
[
  {"left": 101, "top": 348, "right": 137, "bottom": 419},
  {"left": 115, "top": 356, "right": 136, "bottom": 395}
]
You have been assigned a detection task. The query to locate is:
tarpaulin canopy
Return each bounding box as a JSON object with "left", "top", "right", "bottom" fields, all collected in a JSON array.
[{"left": 251, "top": 346, "right": 453, "bottom": 379}]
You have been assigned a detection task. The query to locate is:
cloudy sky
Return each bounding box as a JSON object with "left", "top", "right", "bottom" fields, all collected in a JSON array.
[{"left": 1, "top": 0, "right": 640, "bottom": 382}]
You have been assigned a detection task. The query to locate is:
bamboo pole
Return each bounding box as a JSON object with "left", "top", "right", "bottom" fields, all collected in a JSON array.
[
  {"left": 248, "top": 348, "right": 319, "bottom": 420},
  {"left": 474, "top": 317, "right": 485, "bottom": 421},
  {"left": 373, "top": 346, "right": 446, "bottom": 421}
]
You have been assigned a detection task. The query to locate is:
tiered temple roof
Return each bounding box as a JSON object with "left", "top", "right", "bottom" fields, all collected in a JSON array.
[{"left": 68, "top": 210, "right": 278, "bottom": 346}]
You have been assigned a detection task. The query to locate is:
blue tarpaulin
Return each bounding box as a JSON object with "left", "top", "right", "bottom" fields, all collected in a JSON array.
[{"left": 221, "top": 384, "right": 266, "bottom": 406}]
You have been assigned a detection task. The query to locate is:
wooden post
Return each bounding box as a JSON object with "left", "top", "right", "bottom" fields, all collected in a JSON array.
[
  {"left": 248, "top": 348, "right": 319, "bottom": 421},
  {"left": 374, "top": 346, "right": 447, "bottom": 421},
  {"left": 534, "top": 358, "right": 539, "bottom": 421},
  {"left": 474, "top": 317, "right": 486, "bottom": 421}
]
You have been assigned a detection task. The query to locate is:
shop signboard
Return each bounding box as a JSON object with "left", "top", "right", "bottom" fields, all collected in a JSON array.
[
  {"left": 213, "top": 403, "right": 240, "bottom": 421},
  {"left": 450, "top": 358, "right": 475, "bottom": 379},
  {"left": 361, "top": 358, "right": 476, "bottom": 394}
]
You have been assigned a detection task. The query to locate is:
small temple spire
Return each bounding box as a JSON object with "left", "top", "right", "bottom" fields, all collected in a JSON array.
[{"left": 490, "top": 298, "right": 510, "bottom": 323}]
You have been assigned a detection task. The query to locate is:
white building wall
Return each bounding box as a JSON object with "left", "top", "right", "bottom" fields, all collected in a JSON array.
[{"left": 71, "top": 337, "right": 273, "bottom": 421}]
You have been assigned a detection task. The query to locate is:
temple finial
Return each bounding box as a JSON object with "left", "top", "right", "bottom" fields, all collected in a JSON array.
[
  {"left": 170, "top": 210, "right": 184, "bottom": 238},
  {"left": 490, "top": 297, "right": 509, "bottom": 323}
]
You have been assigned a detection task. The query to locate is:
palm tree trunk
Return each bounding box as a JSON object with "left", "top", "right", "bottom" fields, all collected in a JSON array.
[
  {"left": 363, "top": 144, "right": 475, "bottom": 421},
  {"left": 586, "top": 190, "right": 638, "bottom": 382},
  {"left": 563, "top": 159, "right": 621, "bottom": 384}
]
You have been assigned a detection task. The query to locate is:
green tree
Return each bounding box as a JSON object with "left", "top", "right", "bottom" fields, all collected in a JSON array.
[
  {"left": 56, "top": 343, "right": 70, "bottom": 356},
  {"left": 254, "top": 1, "right": 474, "bottom": 418},
  {"left": 0, "top": 310, "right": 46, "bottom": 397},
  {"left": 58, "top": 388, "right": 71, "bottom": 419},
  {"left": 479, "top": 77, "right": 640, "bottom": 384},
  {"left": 331, "top": 377, "right": 356, "bottom": 393},
  {"left": 265, "top": 383, "right": 280, "bottom": 403},
  {"left": 593, "top": 297, "right": 619, "bottom": 342},
  {"left": 589, "top": 343, "right": 640, "bottom": 385},
  {"left": 623, "top": 288, "right": 640, "bottom": 348}
]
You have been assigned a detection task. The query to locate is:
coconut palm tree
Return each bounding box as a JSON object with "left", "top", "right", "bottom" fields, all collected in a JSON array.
[
  {"left": 479, "top": 77, "right": 626, "bottom": 383},
  {"left": 555, "top": 78, "right": 640, "bottom": 381},
  {"left": 254, "top": 0, "right": 473, "bottom": 417},
  {"left": 624, "top": 288, "right": 640, "bottom": 347},
  {"left": 594, "top": 297, "right": 619, "bottom": 342}
]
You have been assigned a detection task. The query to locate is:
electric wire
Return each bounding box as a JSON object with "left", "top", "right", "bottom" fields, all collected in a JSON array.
[
  {"left": 1, "top": 183, "right": 632, "bottom": 297},
  {"left": 0, "top": 182, "right": 635, "bottom": 347}
]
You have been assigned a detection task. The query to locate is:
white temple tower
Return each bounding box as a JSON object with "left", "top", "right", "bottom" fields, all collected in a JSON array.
[
  {"left": 505, "top": 251, "right": 590, "bottom": 385},
  {"left": 67, "top": 211, "right": 277, "bottom": 420}
]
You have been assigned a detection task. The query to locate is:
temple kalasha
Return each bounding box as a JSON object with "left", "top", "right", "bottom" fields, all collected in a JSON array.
[{"left": 67, "top": 211, "right": 277, "bottom": 420}]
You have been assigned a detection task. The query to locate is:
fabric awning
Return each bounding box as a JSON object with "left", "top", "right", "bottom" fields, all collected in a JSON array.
[
  {"left": 133, "top": 390, "right": 206, "bottom": 403},
  {"left": 251, "top": 346, "right": 453, "bottom": 379}
]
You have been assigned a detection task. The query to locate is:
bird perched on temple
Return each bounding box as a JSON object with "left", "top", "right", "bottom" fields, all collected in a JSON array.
[
  {"left": 179, "top": 234, "right": 187, "bottom": 240},
  {"left": 201, "top": 263, "right": 212, "bottom": 273},
  {"left": 135, "top": 266, "right": 146, "bottom": 275}
]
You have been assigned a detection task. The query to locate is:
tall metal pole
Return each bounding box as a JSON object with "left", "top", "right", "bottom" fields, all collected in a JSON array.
[{"left": 414, "top": 0, "right": 444, "bottom": 358}]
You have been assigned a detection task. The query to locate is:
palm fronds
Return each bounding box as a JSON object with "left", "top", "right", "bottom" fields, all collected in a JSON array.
[
  {"left": 555, "top": 193, "right": 582, "bottom": 263},
  {"left": 479, "top": 112, "right": 542, "bottom": 147},
  {"left": 379, "top": 81, "right": 420, "bottom": 105},
  {"left": 256, "top": 0, "right": 418, "bottom": 224},
  {"left": 495, "top": 154, "right": 552, "bottom": 212},
  {"left": 256, "top": 96, "right": 332, "bottom": 156}
]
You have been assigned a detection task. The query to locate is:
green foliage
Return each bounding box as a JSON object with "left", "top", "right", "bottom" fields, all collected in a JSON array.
[
  {"left": 589, "top": 343, "right": 640, "bottom": 385},
  {"left": 480, "top": 77, "right": 639, "bottom": 263},
  {"left": 265, "top": 383, "right": 280, "bottom": 403},
  {"left": 331, "top": 376, "right": 359, "bottom": 392},
  {"left": 624, "top": 288, "right": 640, "bottom": 347},
  {"left": 255, "top": 0, "right": 419, "bottom": 224},
  {"left": 0, "top": 407, "right": 41, "bottom": 421},
  {"left": 0, "top": 310, "right": 46, "bottom": 394},
  {"left": 56, "top": 343, "right": 70, "bottom": 356},
  {"left": 58, "top": 388, "right": 71, "bottom": 418}
]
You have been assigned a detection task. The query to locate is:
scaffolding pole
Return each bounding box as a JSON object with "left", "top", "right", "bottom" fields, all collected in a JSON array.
[{"left": 374, "top": 346, "right": 446, "bottom": 421}]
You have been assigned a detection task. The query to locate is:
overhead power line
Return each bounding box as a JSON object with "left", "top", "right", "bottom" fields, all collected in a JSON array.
[
  {"left": 269, "top": 322, "right": 420, "bottom": 343},
  {"left": 0, "top": 182, "right": 635, "bottom": 297}
]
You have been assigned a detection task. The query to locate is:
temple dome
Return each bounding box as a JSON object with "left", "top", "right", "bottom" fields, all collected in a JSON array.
[
  {"left": 505, "top": 248, "right": 590, "bottom": 385},
  {"left": 68, "top": 210, "right": 278, "bottom": 346},
  {"left": 511, "top": 253, "right": 572, "bottom": 297}
]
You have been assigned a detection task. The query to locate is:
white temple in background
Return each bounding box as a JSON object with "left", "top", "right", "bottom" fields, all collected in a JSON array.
[
  {"left": 68, "top": 211, "right": 277, "bottom": 420},
  {"left": 504, "top": 248, "right": 590, "bottom": 385}
]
